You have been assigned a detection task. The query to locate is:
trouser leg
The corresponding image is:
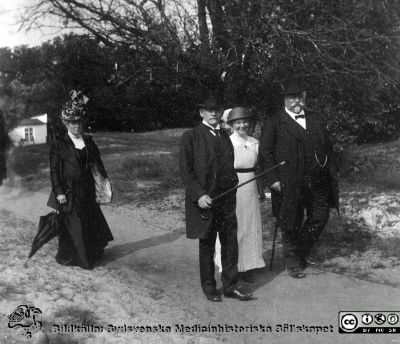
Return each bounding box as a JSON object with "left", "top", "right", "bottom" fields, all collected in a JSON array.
[
  {"left": 281, "top": 202, "right": 304, "bottom": 270},
  {"left": 299, "top": 183, "right": 330, "bottom": 258},
  {"left": 217, "top": 194, "right": 239, "bottom": 291},
  {"left": 199, "top": 228, "right": 218, "bottom": 293}
]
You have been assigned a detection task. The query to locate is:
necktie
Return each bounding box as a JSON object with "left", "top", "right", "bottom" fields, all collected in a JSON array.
[
  {"left": 211, "top": 129, "right": 220, "bottom": 137},
  {"left": 212, "top": 129, "right": 221, "bottom": 154},
  {"left": 295, "top": 114, "right": 305, "bottom": 120}
]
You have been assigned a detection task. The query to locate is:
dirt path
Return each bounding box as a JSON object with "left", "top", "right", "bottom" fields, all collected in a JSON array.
[{"left": 1, "top": 186, "right": 400, "bottom": 344}]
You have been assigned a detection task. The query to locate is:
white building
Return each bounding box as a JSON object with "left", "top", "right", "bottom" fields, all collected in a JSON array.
[{"left": 9, "top": 114, "right": 48, "bottom": 145}]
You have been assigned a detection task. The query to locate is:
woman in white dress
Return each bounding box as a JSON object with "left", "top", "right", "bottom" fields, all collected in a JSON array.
[{"left": 215, "top": 107, "right": 266, "bottom": 283}]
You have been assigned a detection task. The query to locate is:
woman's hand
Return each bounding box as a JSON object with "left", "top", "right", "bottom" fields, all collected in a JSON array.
[{"left": 56, "top": 194, "right": 67, "bottom": 204}]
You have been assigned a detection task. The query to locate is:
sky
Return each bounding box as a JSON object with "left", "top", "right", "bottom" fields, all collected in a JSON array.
[
  {"left": 0, "top": 0, "right": 198, "bottom": 48},
  {"left": 0, "top": 0, "right": 60, "bottom": 48}
]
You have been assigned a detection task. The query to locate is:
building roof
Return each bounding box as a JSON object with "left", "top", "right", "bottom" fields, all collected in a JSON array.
[
  {"left": 31, "top": 113, "right": 47, "bottom": 123},
  {"left": 19, "top": 118, "right": 47, "bottom": 126}
]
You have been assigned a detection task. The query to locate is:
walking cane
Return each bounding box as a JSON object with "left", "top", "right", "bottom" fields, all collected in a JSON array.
[
  {"left": 199, "top": 161, "right": 286, "bottom": 219},
  {"left": 213, "top": 161, "right": 286, "bottom": 202},
  {"left": 270, "top": 220, "right": 279, "bottom": 271}
]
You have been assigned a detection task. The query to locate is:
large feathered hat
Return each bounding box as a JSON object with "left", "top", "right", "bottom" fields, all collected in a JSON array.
[{"left": 60, "top": 90, "right": 89, "bottom": 121}]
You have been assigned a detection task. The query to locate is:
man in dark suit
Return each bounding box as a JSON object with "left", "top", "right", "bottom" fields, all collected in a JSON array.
[
  {"left": 179, "top": 89, "right": 253, "bottom": 301},
  {"left": 259, "top": 78, "right": 339, "bottom": 278}
]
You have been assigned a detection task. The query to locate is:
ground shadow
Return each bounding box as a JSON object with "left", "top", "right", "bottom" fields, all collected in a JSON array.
[
  {"left": 262, "top": 206, "right": 400, "bottom": 264},
  {"left": 99, "top": 229, "right": 184, "bottom": 265},
  {"left": 315, "top": 213, "right": 400, "bottom": 262},
  {"left": 232, "top": 248, "right": 287, "bottom": 293},
  {"left": 259, "top": 207, "right": 400, "bottom": 286},
  {"left": 294, "top": 212, "right": 400, "bottom": 286}
]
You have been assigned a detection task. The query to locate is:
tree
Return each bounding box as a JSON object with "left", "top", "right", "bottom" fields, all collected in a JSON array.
[
  {"left": 13, "top": 0, "right": 400, "bottom": 144},
  {"left": 0, "top": 33, "right": 202, "bottom": 131}
]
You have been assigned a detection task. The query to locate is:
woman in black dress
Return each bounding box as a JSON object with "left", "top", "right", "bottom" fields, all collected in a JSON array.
[{"left": 47, "top": 91, "right": 113, "bottom": 269}]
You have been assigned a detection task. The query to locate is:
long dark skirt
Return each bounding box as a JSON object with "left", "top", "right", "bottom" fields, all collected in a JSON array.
[{"left": 55, "top": 179, "right": 113, "bottom": 269}]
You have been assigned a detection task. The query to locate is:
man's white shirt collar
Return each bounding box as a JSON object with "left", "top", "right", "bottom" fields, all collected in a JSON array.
[
  {"left": 285, "top": 107, "right": 306, "bottom": 129},
  {"left": 202, "top": 120, "right": 221, "bottom": 135}
]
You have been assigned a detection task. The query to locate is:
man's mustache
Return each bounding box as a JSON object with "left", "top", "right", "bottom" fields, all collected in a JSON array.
[{"left": 291, "top": 102, "right": 305, "bottom": 109}]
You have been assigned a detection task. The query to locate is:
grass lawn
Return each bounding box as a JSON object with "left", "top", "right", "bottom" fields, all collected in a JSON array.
[
  {"left": 6, "top": 129, "right": 185, "bottom": 205},
  {"left": 5, "top": 129, "right": 400, "bottom": 286}
]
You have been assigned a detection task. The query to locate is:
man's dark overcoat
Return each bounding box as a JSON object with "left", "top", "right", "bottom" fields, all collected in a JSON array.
[
  {"left": 259, "top": 108, "right": 339, "bottom": 232},
  {"left": 179, "top": 123, "right": 238, "bottom": 239}
]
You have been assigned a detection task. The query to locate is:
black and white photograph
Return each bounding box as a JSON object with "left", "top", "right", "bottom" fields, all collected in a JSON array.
[{"left": 1, "top": 0, "right": 400, "bottom": 343}]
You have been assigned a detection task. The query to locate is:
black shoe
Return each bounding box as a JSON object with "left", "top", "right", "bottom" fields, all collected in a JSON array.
[
  {"left": 288, "top": 268, "right": 306, "bottom": 279},
  {"left": 304, "top": 258, "right": 317, "bottom": 266},
  {"left": 204, "top": 290, "right": 222, "bottom": 302},
  {"left": 224, "top": 285, "right": 253, "bottom": 301},
  {"left": 301, "top": 255, "right": 323, "bottom": 269}
]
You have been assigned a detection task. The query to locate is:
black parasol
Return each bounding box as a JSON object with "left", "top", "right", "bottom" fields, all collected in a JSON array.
[{"left": 25, "top": 212, "right": 63, "bottom": 264}]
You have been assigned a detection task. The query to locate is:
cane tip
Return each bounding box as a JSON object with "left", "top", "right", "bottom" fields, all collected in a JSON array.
[
  {"left": 280, "top": 161, "right": 286, "bottom": 165},
  {"left": 23, "top": 259, "right": 29, "bottom": 268}
]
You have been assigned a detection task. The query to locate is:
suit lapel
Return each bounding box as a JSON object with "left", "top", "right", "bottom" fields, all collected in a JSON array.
[
  {"left": 198, "top": 123, "right": 222, "bottom": 149},
  {"left": 305, "top": 113, "right": 324, "bottom": 142},
  {"left": 279, "top": 109, "right": 303, "bottom": 141},
  {"left": 199, "top": 123, "right": 218, "bottom": 138}
]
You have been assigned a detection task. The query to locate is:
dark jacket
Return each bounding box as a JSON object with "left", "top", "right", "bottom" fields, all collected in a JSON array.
[
  {"left": 47, "top": 132, "right": 107, "bottom": 210},
  {"left": 259, "top": 108, "right": 339, "bottom": 230},
  {"left": 179, "top": 123, "right": 238, "bottom": 239}
]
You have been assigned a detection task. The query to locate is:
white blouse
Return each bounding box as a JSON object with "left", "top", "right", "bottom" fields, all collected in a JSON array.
[{"left": 230, "top": 131, "right": 259, "bottom": 169}]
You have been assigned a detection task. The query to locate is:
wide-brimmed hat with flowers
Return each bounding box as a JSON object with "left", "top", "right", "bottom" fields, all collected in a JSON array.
[{"left": 60, "top": 90, "right": 89, "bottom": 121}]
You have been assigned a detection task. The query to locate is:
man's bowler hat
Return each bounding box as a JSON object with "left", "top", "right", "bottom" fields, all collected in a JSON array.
[
  {"left": 197, "top": 89, "right": 224, "bottom": 109},
  {"left": 280, "top": 78, "right": 306, "bottom": 96},
  {"left": 227, "top": 107, "right": 253, "bottom": 123}
]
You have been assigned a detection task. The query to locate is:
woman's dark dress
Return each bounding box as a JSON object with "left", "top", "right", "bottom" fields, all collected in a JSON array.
[{"left": 47, "top": 133, "right": 113, "bottom": 269}]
